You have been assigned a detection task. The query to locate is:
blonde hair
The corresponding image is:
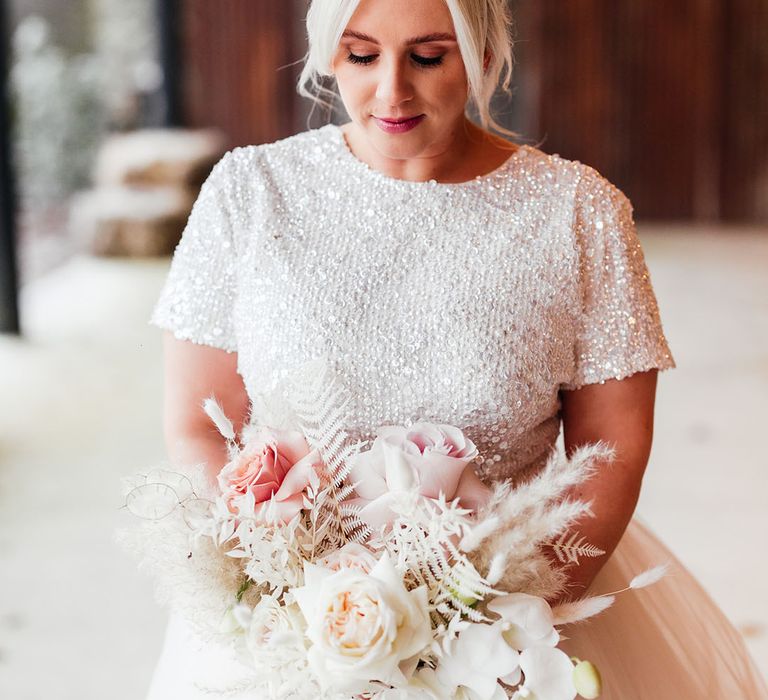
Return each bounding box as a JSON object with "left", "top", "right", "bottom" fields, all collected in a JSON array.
[{"left": 297, "top": 0, "right": 515, "bottom": 136}]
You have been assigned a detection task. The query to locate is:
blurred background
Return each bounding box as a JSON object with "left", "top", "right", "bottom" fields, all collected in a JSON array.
[{"left": 0, "top": 1, "right": 765, "bottom": 697}]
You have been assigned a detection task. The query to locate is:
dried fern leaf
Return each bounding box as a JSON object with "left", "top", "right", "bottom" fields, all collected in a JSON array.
[
  {"left": 549, "top": 530, "right": 606, "bottom": 565},
  {"left": 280, "top": 356, "right": 367, "bottom": 551}
]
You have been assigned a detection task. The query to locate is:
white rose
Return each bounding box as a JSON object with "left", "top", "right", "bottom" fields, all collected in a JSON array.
[
  {"left": 235, "top": 596, "right": 305, "bottom": 663},
  {"left": 293, "top": 552, "right": 432, "bottom": 695}
]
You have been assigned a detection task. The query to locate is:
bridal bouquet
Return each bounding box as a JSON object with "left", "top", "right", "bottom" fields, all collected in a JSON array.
[{"left": 119, "top": 358, "right": 662, "bottom": 700}]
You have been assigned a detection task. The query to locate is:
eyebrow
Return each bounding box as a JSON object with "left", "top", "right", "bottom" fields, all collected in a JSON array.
[{"left": 341, "top": 30, "right": 457, "bottom": 45}]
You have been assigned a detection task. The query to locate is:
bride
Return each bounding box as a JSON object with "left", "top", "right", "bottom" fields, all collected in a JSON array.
[{"left": 145, "top": 0, "right": 768, "bottom": 697}]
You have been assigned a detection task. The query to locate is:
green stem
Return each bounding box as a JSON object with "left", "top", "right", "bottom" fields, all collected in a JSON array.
[{"left": 235, "top": 577, "right": 253, "bottom": 603}]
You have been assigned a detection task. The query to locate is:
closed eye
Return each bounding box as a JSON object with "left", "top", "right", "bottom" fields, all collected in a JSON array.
[
  {"left": 346, "top": 52, "right": 444, "bottom": 68},
  {"left": 411, "top": 54, "right": 443, "bottom": 67},
  {"left": 346, "top": 52, "right": 376, "bottom": 65}
]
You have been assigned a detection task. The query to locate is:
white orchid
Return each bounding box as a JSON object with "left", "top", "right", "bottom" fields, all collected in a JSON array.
[
  {"left": 293, "top": 552, "right": 432, "bottom": 695},
  {"left": 512, "top": 646, "right": 577, "bottom": 700},
  {"left": 436, "top": 621, "right": 520, "bottom": 699},
  {"left": 456, "top": 686, "right": 509, "bottom": 700},
  {"left": 488, "top": 592, "right": 560, "bottom": 650},
  {"left": 376, "top": 665, "right": 511, "bottom": 700},
  {"left": 375, "top": 667, "right": 445, "bottom": 699}
]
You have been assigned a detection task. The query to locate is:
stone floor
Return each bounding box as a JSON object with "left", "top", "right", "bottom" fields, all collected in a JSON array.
[{"left": 0, "top": 225, "right": 766, "bottom": 699}]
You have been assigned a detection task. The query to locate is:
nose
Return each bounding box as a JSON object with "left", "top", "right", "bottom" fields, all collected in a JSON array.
[{"left": 375, "top": 57, "right": 414, "bottom": 108}]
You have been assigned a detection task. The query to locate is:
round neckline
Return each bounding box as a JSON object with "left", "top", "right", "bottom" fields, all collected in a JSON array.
[{"left": 327, "top": 123, "right": 528, "bottom": 189}]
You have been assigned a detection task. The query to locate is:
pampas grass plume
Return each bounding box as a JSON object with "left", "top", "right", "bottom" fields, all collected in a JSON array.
[
  {"left": 203, "top": 397, "right": 235, "bottom": 440},
  {"left": 459, "top": 515, "right": 500, "bottom": 552},
  {"left": 552, "top": 595, "right": 615, "bottom": 625},
  {"left": 486, "top": 552, "right": 507, "bottom": 585},
  {"left": 629, "top": 563, "right": 669, "bottom": 590}
]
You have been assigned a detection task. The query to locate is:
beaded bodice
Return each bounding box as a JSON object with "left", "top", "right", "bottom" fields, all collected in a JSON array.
[{"left": 150, "top": 124, "right": 674, "bottom": 481}]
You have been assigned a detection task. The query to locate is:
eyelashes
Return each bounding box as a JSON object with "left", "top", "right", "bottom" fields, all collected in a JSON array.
[
  {"left": 346, "top": 52, "right": 444, "bottom": 68},
  {"left": 346, "top": 53, "right": 376, "bottom": 66}
]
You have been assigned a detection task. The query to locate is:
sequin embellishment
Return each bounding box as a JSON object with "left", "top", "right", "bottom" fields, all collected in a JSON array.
[{"left": 149, "top": 124, "right": 675, "bottom": 482}]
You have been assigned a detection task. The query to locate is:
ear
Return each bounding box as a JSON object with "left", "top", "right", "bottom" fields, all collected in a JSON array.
[{"left": 483, "top": 51, "right": 491, "bottom": 72}]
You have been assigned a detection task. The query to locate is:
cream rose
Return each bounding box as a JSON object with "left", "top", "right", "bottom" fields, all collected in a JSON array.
[
  {"left": 217, "top": 426, "right": 322, "bottom": 524},
  {"left": 315, "top": 542, "right": 379, "bottom": 574},
  {"left": 347, "top": 422, "right": 492, "bottom": 529},
  {"left": 293, "top": 553, "right": 431, "bottom": 695}
]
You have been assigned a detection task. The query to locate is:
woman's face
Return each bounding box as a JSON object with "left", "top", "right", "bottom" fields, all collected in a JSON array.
[{"left": 331, "top": 0, "right": 469, "bottom": 163}]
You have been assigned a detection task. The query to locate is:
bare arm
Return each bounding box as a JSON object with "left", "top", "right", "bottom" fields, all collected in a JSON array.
[
  {"left": 161, "top": 331, "right": 251, "bottom": 488},
  {"left": 556, "top": 368, "right": 658, "bottom": 600}
]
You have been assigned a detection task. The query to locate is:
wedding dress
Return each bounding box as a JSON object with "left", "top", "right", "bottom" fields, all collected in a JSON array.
[{"left": 146, "top": 124, "right": 767, "bottom": 698}]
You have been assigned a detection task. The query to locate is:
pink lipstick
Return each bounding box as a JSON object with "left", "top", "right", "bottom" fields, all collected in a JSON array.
[{"left": 373, "top": 114, "right": 425, "bottom": 134}]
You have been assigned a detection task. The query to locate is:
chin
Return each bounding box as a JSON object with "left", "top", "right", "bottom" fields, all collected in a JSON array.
[{"left": 367, "top": 126, "right": 433, "bottom": 160}]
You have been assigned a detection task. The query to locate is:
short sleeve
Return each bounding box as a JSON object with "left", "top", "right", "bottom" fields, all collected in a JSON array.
[
  {"left": 149, "top": 151, "right": 239, "bottom": 352},
  {"left": 562, "top": 166, "right": 676, "bottom": 390}
]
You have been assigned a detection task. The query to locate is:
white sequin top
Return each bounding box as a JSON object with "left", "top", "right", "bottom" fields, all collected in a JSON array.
[{"left": 149, "top": 124, "right": 675, "bottom": 482}]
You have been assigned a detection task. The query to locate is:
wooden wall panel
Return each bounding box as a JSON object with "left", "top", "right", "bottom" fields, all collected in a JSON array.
[
  {"left": 515, "top": 1, "right": 717, "bottom": 219},
  {"left": 617, "top": 0, "right": 723, "bottom": 220},
  {"left": 180, "top": 1, "right": 305, "bottom": 149},
  {"left": 524, "top": 3, "right": 623, "bottom": 180},
  {"left": 512, "top": 0, "right": 766, "bottom": 223},
  {"left": 720, "top": 0, "right": 768, "bottom": 222}
]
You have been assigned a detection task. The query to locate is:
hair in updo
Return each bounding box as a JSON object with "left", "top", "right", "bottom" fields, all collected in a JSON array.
[{"left": 297, "top": 0, "right": 516, "bottom": 136}]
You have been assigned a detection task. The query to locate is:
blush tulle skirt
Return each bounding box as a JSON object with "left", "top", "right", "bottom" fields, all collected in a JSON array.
[
  {"left": 559, "top": 518, "right": 767, "bottom": 698},
  {"left": 145, "top": 518, "right": 767, "bottom": 699}
]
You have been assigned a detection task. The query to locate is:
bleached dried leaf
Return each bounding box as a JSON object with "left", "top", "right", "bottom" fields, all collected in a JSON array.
[
  {"left": 225, "top": 549, "right": 250, "bottom": 558},
  {"left": 308, "top": 468, "right": 320, "bottom": 492}
]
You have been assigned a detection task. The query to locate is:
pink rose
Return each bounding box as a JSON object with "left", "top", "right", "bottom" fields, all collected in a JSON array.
[
  {"left": 347, "top": 422, "right": 492, "bottom": 530},
  {"left": 217, "top": 426, "right": 322, "bottom": 524}
]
